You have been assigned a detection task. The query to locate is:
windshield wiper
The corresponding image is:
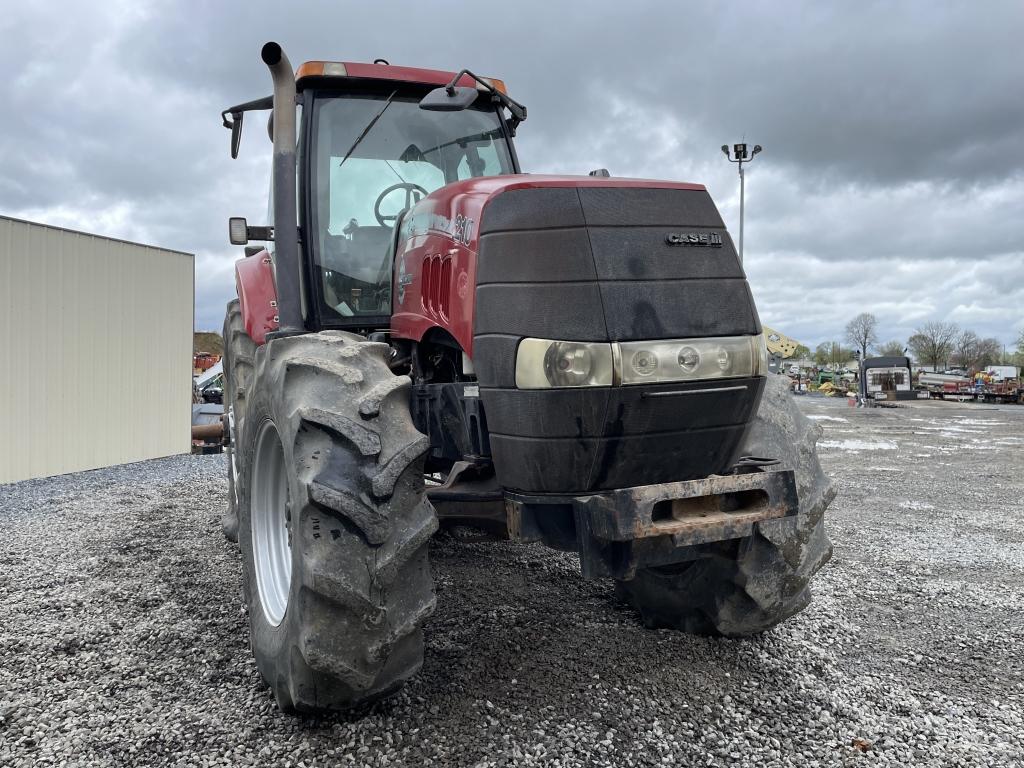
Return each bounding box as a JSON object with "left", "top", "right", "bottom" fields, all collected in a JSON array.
[
  {"left": 337, "top": 90, "right": 398, "bottom": 170},
  {"left": 406, "top": 129, "right": 503, "bottom": 159}
]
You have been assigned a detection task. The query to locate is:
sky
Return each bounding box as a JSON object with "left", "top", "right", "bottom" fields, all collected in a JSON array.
[{"left": 1, "top": 1, "right": 1022, "bottom": 351}]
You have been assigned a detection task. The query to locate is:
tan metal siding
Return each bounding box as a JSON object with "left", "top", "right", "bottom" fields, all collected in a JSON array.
[{"left": 0, "top": 216, "right": 194, "bottom": 484}]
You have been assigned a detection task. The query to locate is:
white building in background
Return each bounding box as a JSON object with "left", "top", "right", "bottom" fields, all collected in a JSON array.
[{"left": 0, "top": 215, "right": 194, "bottom": 484}]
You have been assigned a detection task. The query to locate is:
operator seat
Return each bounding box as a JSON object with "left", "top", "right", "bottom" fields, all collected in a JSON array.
[
  {"left": 322, "top": 225, "right": 394, "bottom": 314},
  {"left": 349, "top": 226, "right": 393, "bottom": 279}
]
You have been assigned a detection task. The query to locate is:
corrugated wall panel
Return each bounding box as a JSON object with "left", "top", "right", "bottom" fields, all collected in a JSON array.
[{"left": 0, "top": 216, "right": 194, "bottom": 484}]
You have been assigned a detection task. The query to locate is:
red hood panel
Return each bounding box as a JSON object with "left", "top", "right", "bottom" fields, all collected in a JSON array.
[
  {"left": 390, "top": 175, "right": 713, "bottom": 356},
  {"left": 403, "top": 175, "right": 706, "bottom": 253}
]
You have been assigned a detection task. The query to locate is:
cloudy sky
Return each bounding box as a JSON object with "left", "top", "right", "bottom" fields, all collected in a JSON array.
[{"left": 2, "top": 1, "right": 1022, "bottom": 351}]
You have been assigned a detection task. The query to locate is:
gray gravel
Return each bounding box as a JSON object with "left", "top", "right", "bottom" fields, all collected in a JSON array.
[{"left": 2, "top": 397, "right": 1022, "bottom": 767}]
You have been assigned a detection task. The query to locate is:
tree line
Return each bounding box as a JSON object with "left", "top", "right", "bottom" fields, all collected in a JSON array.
[{"left": 824, "top": 313, "right": 1023, "bottom": 371}]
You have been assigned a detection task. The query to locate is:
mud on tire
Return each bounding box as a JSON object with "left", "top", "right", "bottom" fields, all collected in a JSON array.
[
  {"left": 616, "top": 373, "right": 836, "bottom": 636},
  {"left": 222, "top": 299, "right": 256, "bottom": 543},
  {"left": 238, "top": 331, "right": 437, "bottom": 712}
]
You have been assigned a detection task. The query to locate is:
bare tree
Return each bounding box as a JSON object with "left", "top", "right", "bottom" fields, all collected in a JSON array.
[
  {"left": 976, "top": 337, "right": 1002, "bottom": 369},
  {"left": 953, "top": 330, "right": 980, "bottom": 368},
  {"left": 877, "top": 340, "right": 906, "bottom": 357},
  {"left": 845, "top": 313, "right": 878, "bottom": 358},
  {"left": 907, "top": 321, "right": 959, "bottom": 369},
  {"left": 950, "top": 331, "right": 1003, "bottom": 370}
]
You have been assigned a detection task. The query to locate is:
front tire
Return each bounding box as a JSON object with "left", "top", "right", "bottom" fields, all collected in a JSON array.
[
  {"left": 238, "top": 331, "right": 438, "bottom": 712},
  {"left": 222, "top": 299, "right": 256, "bottom": 543},
  {"left": 616, "top": 373, "right": 836, "bottom": 636}
]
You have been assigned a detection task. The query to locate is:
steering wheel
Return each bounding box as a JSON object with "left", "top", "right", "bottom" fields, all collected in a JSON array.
[{"left": 374, "top": 182, "right": 428, "bottom": 226}]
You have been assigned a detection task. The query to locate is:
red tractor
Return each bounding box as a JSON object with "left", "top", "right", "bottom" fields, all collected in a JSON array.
[{"left": 220, "top": 42, "right": 835, "bottom": 713}]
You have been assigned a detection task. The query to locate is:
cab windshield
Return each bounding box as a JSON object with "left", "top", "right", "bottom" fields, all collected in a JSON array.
[{"left": 310, "top": 92, "right": 514, "bottom": 323}]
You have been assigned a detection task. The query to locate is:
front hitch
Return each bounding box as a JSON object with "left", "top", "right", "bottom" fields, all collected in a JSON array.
[{"left": 507, "top": 467, "right": 800, "bottom": 580}]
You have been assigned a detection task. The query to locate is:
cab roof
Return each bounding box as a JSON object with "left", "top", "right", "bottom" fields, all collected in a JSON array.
[{"left": 296, "top": 61, "right": 507, "bottom": 94}]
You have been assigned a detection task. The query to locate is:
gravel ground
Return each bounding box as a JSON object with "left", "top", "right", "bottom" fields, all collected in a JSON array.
[{"left": 2, "top": 395, "right": 1022, "bottom": 767}]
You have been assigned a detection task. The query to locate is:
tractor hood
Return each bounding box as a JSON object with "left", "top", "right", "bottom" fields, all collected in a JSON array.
[
  {"left": 392, "top": 175, "right": 766, "bottom": 493},
  {"left": 397, "top": 174, "right": 711, "bottom": 255}
]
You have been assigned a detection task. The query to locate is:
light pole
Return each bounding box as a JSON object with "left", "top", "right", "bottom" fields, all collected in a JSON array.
[{"left": 721, "top": 142, "right": 762, "bottom": 264}]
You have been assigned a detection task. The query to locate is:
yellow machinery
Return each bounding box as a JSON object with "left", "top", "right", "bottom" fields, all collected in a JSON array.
[{"left": 762, "top": 326, "right": 801, "bottom": 373}]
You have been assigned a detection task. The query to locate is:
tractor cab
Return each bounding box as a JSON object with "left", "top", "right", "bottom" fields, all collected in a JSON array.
[
  {"left": 223, "top": 56, "right": 523, "bottom": 331},
  {"left": 307, "top": 85, "right": 517, "bottom": 323}
]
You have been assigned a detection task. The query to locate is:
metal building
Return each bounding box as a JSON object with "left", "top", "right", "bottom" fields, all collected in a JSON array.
[{"left": 0, "top": 215, "right": 194, "bottom": 484}]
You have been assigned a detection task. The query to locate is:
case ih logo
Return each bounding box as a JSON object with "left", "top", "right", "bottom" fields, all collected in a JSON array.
[
  {"left": 666, "top": 232, "right": 723, "bottom": 247},
  {"left": 396, "top": 255, "right": 414, "bottom": 305}
]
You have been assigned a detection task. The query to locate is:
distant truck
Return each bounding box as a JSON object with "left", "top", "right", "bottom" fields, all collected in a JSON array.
[
  {"left": 193, "top": 352, "right": 221, "bottom": 374},
  {"left": 986, "top": 365, "right": 1020, "bottom": 382}
]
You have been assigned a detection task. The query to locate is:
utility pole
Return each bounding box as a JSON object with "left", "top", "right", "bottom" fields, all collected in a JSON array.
[{"left": 721, "top": 142, "right": 762, "bottom": 264}]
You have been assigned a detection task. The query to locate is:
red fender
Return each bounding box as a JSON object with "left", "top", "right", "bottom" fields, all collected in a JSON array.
[{"left": 235, "top": 250, "right": 279, "bottom": 346}]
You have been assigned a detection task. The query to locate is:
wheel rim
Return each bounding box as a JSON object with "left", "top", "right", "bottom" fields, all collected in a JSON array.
[{"left": 251, "top": 419, "right": 291, "bottom": 627}]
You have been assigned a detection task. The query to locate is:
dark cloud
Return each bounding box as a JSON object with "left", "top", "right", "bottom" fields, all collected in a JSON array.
[{"left": 1, "top": 0, "right": 1021, "bottom": 347}]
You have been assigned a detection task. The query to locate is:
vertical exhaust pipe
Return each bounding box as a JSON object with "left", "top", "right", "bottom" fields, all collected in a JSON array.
[{"left": 261, "top": 41, "right": 304, "bottom": 334}]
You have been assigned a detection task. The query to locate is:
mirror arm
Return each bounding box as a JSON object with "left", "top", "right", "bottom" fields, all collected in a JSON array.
[
  {"left": 221, "top": 95, "right": 274, "bottom": 123},
  {"left": 444, "top": 69, "right": 528, "bottom": 124},
  {"left": 220, "top": 95, "right": 274, "bottom": 131},
  {"left": 221, "top": 95, "right": 274, "bottom": 159},
  {"left": 493, "top": 94, "right": 518, "bottom": 139}
]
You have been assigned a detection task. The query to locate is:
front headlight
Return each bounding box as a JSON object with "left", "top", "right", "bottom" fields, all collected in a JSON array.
[
  {"left": 515, "top": 335, "right": 764, "bottom": 389},
  {"left": 619, "top": 336, "right": 763, "bottom": 385},
  {"left": 515, "top": 338, "right": 614, "bottom": 389}
]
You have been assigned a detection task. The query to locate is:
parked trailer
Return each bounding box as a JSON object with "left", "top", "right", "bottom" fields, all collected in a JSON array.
[
  {"left": 917, "top": 372, "right": 974, "bottom": 401},
  {"left": 916, "top": 372, "right": 1022, "bottom": 404},
  {"left": 975, "top": 367, "right": 1021, "bottom": 404},
  {"left": 976, "top": 380, "right": 1022, "bottom": 404},
  {"left": 861, "top": 356, "right": 920, "bottom": 402},
  {"left": 940, "top": 382, "right": 976, "bottom": 401}
]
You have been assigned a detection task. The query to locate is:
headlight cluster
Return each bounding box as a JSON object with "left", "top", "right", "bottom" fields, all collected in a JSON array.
[
  {"left": 619, "top": 336, "right": 765, "bottom": 385},
  {"left": 515, "top": 335, "right": 767, "bottom": 389}
]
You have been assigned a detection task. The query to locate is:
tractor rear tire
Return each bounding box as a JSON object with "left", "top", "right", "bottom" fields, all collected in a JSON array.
[
  {"left": 238, "top": 331, "right": 437, "bottom": 713},
  {"left": 222, "top": 299, "right": 256, "bottom": 543},
  {"left": 615, "top": 373, "right": 836, "bottom": 636}
]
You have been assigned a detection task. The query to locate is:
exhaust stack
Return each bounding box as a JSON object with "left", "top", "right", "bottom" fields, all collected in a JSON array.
[{"left": 261, "top": 41, "right": 303, "bottom": 334}]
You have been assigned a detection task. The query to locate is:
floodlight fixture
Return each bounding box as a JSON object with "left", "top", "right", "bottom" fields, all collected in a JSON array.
[{"left": 721, "top": 139, "right": 764, "bottom": 264}]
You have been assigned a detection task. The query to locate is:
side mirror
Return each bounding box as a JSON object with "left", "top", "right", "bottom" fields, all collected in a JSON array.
[
  {"left": 419, "top": 86, "right": 478, "bottom": 111},
  {"left": 229, "top": 217, "right": 248, "bottom": 245},
  {"left": 229, "top": 112, "right": 243, "bottom": 159},
  {"left": 221, "top": 95, "right": 274, "bottom": 158}
]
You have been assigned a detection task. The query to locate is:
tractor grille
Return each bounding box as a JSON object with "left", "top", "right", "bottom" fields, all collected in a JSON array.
[
  {"left": 473, "top": 185, "right": 764, "bottom": 494},
  {"left": 422, "top": 254, "right": 452, "bottom": 321}
]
